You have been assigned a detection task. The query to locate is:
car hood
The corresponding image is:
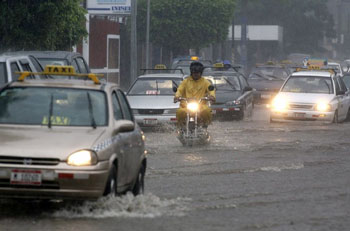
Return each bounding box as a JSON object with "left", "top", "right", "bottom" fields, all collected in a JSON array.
[
  {"left": 0, "top": 126, "right": 106, "bottom": 159},
  {"left": 127, "top": 95, "right": 179, "bottom": 109},
  {"left": 248, "top": 79, "right": 284, "bottom": 91},
  {"left": 215, "top": 91, "right": 242, "bottom": 104},
  {"left": 276, "top": 92, "right": 335, "bottom": 103}
]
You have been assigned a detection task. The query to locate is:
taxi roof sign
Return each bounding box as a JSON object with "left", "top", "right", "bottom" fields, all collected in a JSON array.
[
  {"left": 191, "top": 56, "right": 199, "bottom": 61},
  {"left": 154, "top": 64, "right": 167, "bottom": 69},
  {"left": 17, "top": 65, "right": 102, "bottom": 84},
  {"left": 213, "top": 63, "right": 224, "bottom": 68}
]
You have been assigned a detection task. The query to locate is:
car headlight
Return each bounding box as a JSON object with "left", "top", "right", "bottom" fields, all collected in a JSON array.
[
  {"left": 316, "top": 102, "right": 331, "bottom": 112},
  {"left": 187, "top": 102, "right": 199, "bottom": 112},
  {"left": 226, "top": 100, "right": 240, "bottom": 106},
  {"left": 271, "top": 97, "right": 288, "bottom": 111},
  {"left": 67, "top": 150, "right": 98, "bottom": 166}
]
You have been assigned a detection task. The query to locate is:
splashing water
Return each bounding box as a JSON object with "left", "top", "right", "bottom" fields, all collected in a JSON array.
[{"left": 52, "top": 193, "right": 191, "bottom": 219}]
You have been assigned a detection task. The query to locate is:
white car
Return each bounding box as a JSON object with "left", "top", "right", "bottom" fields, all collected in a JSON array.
[
  {"left": 270, "top": 69, "right": 350, "bottom": 123},
  {"left": 126, "top": 73, "right": 185, "bottom": 127}
]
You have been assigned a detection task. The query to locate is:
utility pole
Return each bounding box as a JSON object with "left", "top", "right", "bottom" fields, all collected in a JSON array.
[
  {"left": 130, "top": 0, "right": 138, "bottom": 83},
  {"left": 145, "top": 0, "right": 151, "bottom": 69},
  {"left": 231, "top": 17, "right": 235, "bottom": 64},
  {"left": 240, "top": 0, "right": 248, "bottom": 76}
]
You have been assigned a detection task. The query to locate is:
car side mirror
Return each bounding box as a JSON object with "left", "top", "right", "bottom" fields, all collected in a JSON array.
[
  {"left": 113, "top": 120, "right": 135, "bottom": 135},
  {"left": 243, "top": 86, "right": 253, "bottom": 92},
  {"left": 173, "top": 86, "right": 177, "bottom": 93},
  {"left": 208, "top": 85, "right": 215, "bottom": 91}
]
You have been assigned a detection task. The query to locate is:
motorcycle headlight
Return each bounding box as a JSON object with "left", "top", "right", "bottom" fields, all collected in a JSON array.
[
  {"left": 67, "top": 150, "right": 98, "bottom": 166},
  {"left": 271, "top": 97, "right": 288, "bottom": 111},
  {"left": 187, "top": 102, "right": 199, "bottom": 112},
  {"left": 316, "top": 102, "right": 331, "bottom": 112}
]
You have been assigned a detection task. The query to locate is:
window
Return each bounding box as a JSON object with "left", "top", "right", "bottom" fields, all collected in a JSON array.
[
  {"left": 0, "top": 62, "right": 7, "bottom": 84},
  {"left": 337, "top": 77, "right": 348, "bottom": 92},
  {"left": 72, "top": 59, "right": 80, "bottom": 73},
  {"left": 282, "top": 76, "right": 333, "bottom": 94},
  {"left": 76, "top": 57, "right": 88, "bottom": 73},
  {"left": 112, "top": 91, "right": 124, "bottom": 120},
  {"left": 116, "top": 90, "right": 133, "bottom": 121},
  {"left": 10, "top": 62, "right": 20, "bottom": 81},
  {"left": 0, "top": 87, "right": 108, "bottom": 126}
]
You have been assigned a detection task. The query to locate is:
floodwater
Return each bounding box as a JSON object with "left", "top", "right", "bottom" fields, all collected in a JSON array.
[{"left": 1, "top": 105, "right": 349, "bottom": 231}]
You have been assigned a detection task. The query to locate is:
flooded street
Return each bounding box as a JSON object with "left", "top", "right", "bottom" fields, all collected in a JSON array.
[{"left": 1, "top": 105, "right": 350, "bottom": 231}]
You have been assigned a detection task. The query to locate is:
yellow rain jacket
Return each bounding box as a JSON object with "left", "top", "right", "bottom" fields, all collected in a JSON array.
[{"left": 175, "top": 76, "right": 215, "bottom": 126}]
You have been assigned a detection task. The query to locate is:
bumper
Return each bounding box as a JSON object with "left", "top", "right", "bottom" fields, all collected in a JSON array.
[
  {"left": 0, "top": 161, "right": 110, "bottom": 200},
  {"left": 270, "top": 109, "right": 334, "bottom": 122},
  {"left": 134, "top": 114, "right": 177, "bottom": 127},
  {"left": 211, "top": 106, "right": 242, "bottom": 119}
]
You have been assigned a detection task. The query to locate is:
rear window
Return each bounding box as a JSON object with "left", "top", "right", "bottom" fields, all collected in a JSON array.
[
  {"left": 0, "top": 87, "right": 108, "bottom": 126},
  {"left": 38, "top": 58, "right": 68, "bottom": 66}
]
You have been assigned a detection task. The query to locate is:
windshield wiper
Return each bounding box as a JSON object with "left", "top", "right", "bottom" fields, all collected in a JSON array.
[
  {"left": 87, "top": 92, "right": 97, "bottom": 129},
  {"left": 48, "top": 94, "right": 53, "bottom": 128}
]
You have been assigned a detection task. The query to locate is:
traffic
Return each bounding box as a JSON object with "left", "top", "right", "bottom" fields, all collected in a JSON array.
[{"left": 1, "top": 1, "right": 350, "bottom": 230}]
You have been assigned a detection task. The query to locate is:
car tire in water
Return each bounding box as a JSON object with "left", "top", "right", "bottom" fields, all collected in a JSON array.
[
  {"left": 132, "top": 164, "right": 146, "bottom": 196},
  {"left": 103, "top": 164, "right": 117, "bottom": 196},
  {"left": 333, "top": 110, "right": 339, "bottom": 123}
]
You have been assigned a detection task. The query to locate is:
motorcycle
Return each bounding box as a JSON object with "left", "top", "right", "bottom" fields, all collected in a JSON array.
[{"left": 173, "top": 86, "right": 215, "bottom": 146}]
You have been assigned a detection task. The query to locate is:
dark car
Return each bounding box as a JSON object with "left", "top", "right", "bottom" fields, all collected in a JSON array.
[
  {"left": 247, "top": 63, "right": 291, "bottom": 104},
  {"left": 342, "top": 73, "right": 350, "bottom": 90},
  {"left": 204, "top": 71, "right": 253, "bottom": 120},
  {"left": 4, "top": 51, "right": 90, "bottom": 74}
]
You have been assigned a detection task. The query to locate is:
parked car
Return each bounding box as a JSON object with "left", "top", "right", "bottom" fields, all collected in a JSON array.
[
  {"left": 204, "top": 70, "right": 253, "bottom": 120},
  {"left": 248, "top": 62, "right": 291, "bottom": 104},
  {"left": 4, "top": 51, "right": 90, "bottom": 73},
  {"left": 0, "top": 65, "right": 146, "bottom": 200},
  {"left": 127, "top": 73, "right": 185, "bottom": 127},
  {"left": 270, "top": 67, "right": 350, "bottom": 123},
  {"left": 0, "top": 54, "right": 44, "bottom": 86}
]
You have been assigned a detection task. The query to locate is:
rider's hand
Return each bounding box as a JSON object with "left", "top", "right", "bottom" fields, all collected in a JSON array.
[
  {"left": 208, "top": 95, "right": 215, "bottom": 102},
  {"left": 174, "top": 97, "right": 179, "bottom": 103}
]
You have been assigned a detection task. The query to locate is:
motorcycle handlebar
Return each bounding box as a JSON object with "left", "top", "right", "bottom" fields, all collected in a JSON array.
[{"left": 174, "top": 97, "right": 211, "bottom": 103}]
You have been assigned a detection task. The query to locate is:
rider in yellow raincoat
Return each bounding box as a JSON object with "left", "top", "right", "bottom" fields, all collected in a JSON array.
[{"left": 174, "top": 61, "right": 216, "bottom": 128}]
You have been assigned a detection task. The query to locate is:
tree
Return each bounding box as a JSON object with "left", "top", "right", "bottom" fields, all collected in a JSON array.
[
  {"left": 137, "top": 0, "right": 237, "bottom": 56},
  {"left": 235, "top": 0, "right": 335, "bottom": 55},
  {"left": 0, "top": 0, "right": 87, "bottom": 51}
]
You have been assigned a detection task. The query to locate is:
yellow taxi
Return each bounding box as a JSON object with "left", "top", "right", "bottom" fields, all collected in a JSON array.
[{"left": 0, "top": 65, "right": 146, "bottom": 200}]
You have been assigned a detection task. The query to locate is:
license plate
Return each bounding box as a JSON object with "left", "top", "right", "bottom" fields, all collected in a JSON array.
[
  {"left": 294, "top": 113, "right": 305, "bottom": 118},
  {"left": 11, "top": 169, "right": 42, "bottom": 186},
  {"left": 261, "top": 94, "right": 271, "bottom": 99},
  {"left": 143, "top": 119, "right": 158, "bottom": 125}
]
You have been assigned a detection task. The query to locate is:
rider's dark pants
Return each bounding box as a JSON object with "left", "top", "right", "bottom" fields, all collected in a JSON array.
[{"left": 176, "top": 105, "right": 212, "bottom": 127}]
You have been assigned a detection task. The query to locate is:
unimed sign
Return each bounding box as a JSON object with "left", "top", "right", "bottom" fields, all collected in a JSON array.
[{"left": 87, "top": 0, "right": 131, "bottom": 15}]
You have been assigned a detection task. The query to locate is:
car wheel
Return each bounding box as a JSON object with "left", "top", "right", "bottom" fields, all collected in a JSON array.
[
  {"left": 333, "top": 110, "right": 339, "bottom": 123},
  {"left": 132, "top": 164, "right": 145, "bottom": 196},
  {"left": 103, "top": 164, "right": 117, "bottom": 196}
]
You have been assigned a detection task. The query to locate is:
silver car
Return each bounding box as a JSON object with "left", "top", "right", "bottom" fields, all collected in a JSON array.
[
  {"left": 127, "top": 73, "right": 185, "bottom": 127},
  {"left": 0, "top": 65, "right": 146, "bottom": 200}
]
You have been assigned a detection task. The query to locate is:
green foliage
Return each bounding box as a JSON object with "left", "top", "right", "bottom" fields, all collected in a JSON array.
[
  {"left": 236, "top": 0, "right": 335, "bottom": 54},
  {"left": 0, "top": 0, "right": 87, "bottom": 51},
  {"left": 137, "top": 0, "right": 236, "bottom": 55}
]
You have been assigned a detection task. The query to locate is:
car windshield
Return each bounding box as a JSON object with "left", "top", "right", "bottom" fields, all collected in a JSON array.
[
  {"left": 0, "top": 62, "right": 6, "bottom": 85},
  {"left": 128, "top": 78, "right": 182, "bottom": 95},
  {"left": 281, "top": 76, "right": 334, "bottom": 94},
  {"left": 205, "top": 75, "right": 241, "bottom": 91},
  {"left": 38, "top": 58, "right": 68, "bottom": 66},
  {"left": 173, "top": 66, "right": 191, "bottom": 75},
  {"left": 0, "top": 87, "right": 107, "bottom": 126},
  {"left": 249, "top": 67, "right": 289, "bottom": 80}
]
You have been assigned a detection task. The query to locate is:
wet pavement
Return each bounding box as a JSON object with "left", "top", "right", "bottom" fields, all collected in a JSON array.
[{"left": 1, "top": 105, "right": 349, "bottom": 231}]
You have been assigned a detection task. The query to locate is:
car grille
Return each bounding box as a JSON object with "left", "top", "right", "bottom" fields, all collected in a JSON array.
[
  {"left": 289, "top": 104, "right": 314, "bottom": 110},
  {"left": 138, "top": 109, "right": 164, "bottom": 115},
  {"left": 0, "top": 179, "right": 59, "bottom": 189},
  {"left": 0, "top": 156, "right": 60, "bottom": 166}
]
